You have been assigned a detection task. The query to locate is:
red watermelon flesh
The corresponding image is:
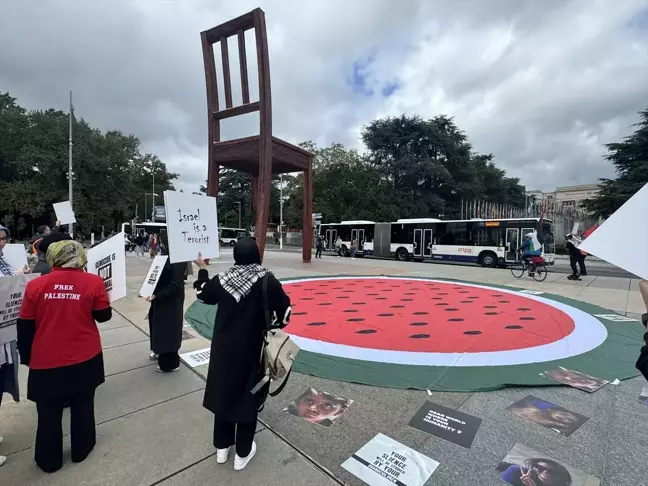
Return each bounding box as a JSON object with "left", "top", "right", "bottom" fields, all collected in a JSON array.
[{"left": 284, "top": 278, "right": 575, "bottom": 353}]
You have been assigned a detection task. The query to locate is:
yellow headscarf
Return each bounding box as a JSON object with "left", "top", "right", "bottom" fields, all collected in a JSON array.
[{"left": 46, "top": 240, "right": 87, "bottom": 269}]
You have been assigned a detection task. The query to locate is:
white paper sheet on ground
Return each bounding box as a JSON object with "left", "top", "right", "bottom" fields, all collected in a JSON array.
[
  {"left": 139, "top": 256, "right": 168, "bottom": 298},
  {"left": 86, "top": 233, "right": 127, "bottom": 302},
  {"left": 342, "top": 433, "right": 439, "bottom": 486},
  {"left": 53, "top": 201, "right": 76, "bottom": 225},
  {"left": 180, "top": 347, "right": 211, "bottom": 367},
  {"left": 164, "top": 190, "right": 220, "bottom": 264},
  {"left": 2, "top": 244, "right": 28, "bottom": 272},
  {"left": 579, "top": 183, "right": 648, "bottom": 281}
]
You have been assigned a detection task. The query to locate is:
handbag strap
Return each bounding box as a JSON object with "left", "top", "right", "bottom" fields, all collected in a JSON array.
[{"left": 261, "top": 274, "right": 272, "bottom": 330}]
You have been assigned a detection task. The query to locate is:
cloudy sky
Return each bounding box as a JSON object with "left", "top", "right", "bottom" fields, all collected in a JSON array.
[{"left": 2, "top": 0, "right": 647, "bottom": 193}]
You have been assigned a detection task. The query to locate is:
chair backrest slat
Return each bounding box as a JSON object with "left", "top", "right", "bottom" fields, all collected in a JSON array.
[
  {"left": 237, "top": 29, "right": 250, "bottom": 105},
  {"left": 220, "top": 37, "right": 233, "bottom": 109}
]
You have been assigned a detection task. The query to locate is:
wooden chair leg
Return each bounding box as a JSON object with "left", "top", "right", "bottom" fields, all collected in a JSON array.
[{"left": 254, "top": 152, "right": 272, "bottom": 262}]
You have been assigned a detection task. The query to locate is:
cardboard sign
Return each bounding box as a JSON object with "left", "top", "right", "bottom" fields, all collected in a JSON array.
[
  {"left": 408, "top": 401, "right": 482, "bottom": 448},
  {"left": 579, "top": 182, "right": 648, "bottom": 280},
  {"left": 139, "top": 256, "right": 168, "bottom": 298},
  {"left": 86, "top": 233, "right": 127, "bottom": 302},
  {"left": 164, "top": 190, "right": 219, "bottom": 264},
  {"left": 53, "top": 201, "right": 77, "bottom": 225},
  {"left": 2, "top": 244, "right": 28, "bottom": 272},
  {"left": 0, "top": 274, "right": 39, "bottom": 343},
  {"left": 342, "top": 433, "right": 439, "bottom": 486},
  {"left": 180, "top": 347, "right": 211, "bottom": 367}
]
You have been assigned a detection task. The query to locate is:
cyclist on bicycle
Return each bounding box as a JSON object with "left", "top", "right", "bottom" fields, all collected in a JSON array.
[{"left": 519, "top": 232, "right": 542, "bottom": 276}]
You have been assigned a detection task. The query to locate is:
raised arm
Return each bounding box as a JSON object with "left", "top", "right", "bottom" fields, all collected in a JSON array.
[{"left": 267, "top": 274, "right": 292, "bottom": 328}]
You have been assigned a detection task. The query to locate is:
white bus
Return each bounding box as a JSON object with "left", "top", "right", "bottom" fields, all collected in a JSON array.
[
  {"left": 219, "top": 227, "right": 249, "bottom": 246},
  {"left": 121, "top": 222, "right": 167, "bottom": 236},
  {"left": 318, "top": 221, "right": 376, "bottom": 256},
  {"left": 320, "top": 218, "right": 555, "bottom": 268}
]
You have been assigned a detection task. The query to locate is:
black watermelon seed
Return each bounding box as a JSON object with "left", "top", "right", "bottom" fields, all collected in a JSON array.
[
  {"left": 352, "top": 302, "right": 367, "bottom": 305},
  {"left": 410, "top": 334, "right": 430, "bottom": 339},
  {"left": 437, "top": 293, "right": 448, "bottom": 295},
  {"left": 344, "top": 309, "right": 358, "bottom": 313},
  {"left": 292, "top": 285, "right": 302, "bottom": 287},
  {"left": 468, "top": 296, "right": 479, "bottom": 299},
  {"left": 492, "top": 294, "right": 503, "bottom": 297},
  {"left": 377, "top": 313, "right": 393, "bottom": 317},
  {"left": 391, "top": 305, "right": 405, "bottom": 308},
  {"left": 347, "top": 318, "right": 365, "bottom": 322},
  {"left": 343, "top": 290, "right": 354, "bottom": 293},
  {"left": 364, "top": 286, "right": 374, "bottom": 288},
  {"left": 333, "top": 287, "right": 343, "bottom": 290},
  {"left": 484, "top": 305, "right": 497, "bottom": 309},
  {"left": 390, "top": 285, "right": 399, "bottom": 288},
  {"left": 484, "top": 312, "right": 498, "bottom": 315},
  {"left": 413, "top": 311, "right": 429, "bottom": 315},
  {"left": 431, "top": 297, "right": 443, "bottom": 300},
  {"left": 448, "top": 318, "right": 465, "bottom": 322},
  {"left": 517, "top": 308, "right": 531, "bottom": 311},
  {"left": 409, "top": 322, "right": 428, "bottom": 326},
  {"left": 381, "top": 289, "right": 392, "bottom": 292},
  {"left": 445, "top": 308, "right": 459, "bottom": 312},
  {"left": 498, "top": 300, "right": 510, "bottom": 303},
  {"left": 346, "top": 283, "right": 354, "bottom": 285},
  {"left": 293, "top": 312, "right": 307, "bottom": 316},
  {"left": 520, "top": 317, "right": 536, "bottom": 321},
  {"left": 401, "top": 298, "right": 413, "bottom": 302},
  {"left": 411, "top": 288, "right": 421, "bottom": 290},
  {"left": 405, "top": 292, "right": 416, "bottom": 295},
  {"left": 305, "top": 288, "right": 315, "bottom": 290},
  {"left": 435, "top": 303, "right": 448, "bottom": 306},
  {"left": 460, "top": 300, "right": 473, "bottom": 303},
  {"left": 356, "top": 329, "right": 377, "bottom": 334},
  {"left": 315, "top": 292, "right": 327, "bottom": 295},
  {"left": 336, "top": 296, "right": 349, "bottom": 299},
  {"left": 367, "top": 293, "right": 379, "bottom": 296},
  {"left": 506, "top": 325, "right": 523, "bottom": 329},
  {"left": 301, "top": 298, "right": 313, "bottom": 301},
  {"left": 307, "top": 322, "right": 326, "bottom": 326},
  {"left": 459, "top": 291, "right": 470, "bottom": 294},
  {"left": 375, "top": 297, "right": 387, "bottom": 300},
  {"left": 464, "top": 330, "right": 482, "bottom": 335},
  {"left": 318, "top": 303, "right": 332, "bottom": 306}
]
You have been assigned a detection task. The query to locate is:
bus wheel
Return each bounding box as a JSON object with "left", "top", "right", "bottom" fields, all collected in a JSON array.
[
  {"left": 229, "top": 240, "right": 236, "bottom": 247},
  {"left": 479, "top": 251, "right": 497, "bottom": 268},
  {"left": 395, "top": 247, "right": 409, "bottom": 262}
]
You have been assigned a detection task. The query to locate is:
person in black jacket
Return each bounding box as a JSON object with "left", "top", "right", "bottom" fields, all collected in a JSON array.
[
  {"left": 565, "top": 234, "right": 581, "bottom": 281},
  {"left": 192, "top": 237, "right": 291, "bottom": 471},
  {"left": 143, "top": 230, "right": 186, "bottom": 372},
  {"left": 33, "top": 232, "right": 72, "bottom": 275}
]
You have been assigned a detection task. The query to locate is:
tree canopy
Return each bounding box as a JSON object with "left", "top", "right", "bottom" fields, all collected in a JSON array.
[
  {"left": 0, "top": 92, "right": 177, "bottom": 237},
  {"left": 583, "top": 108, "right": 648, "bottom": 218}
]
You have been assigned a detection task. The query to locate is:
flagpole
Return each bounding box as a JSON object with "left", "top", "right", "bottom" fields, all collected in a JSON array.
[{"left": 68, "top": 90, "right": 74, "bottom": 238}]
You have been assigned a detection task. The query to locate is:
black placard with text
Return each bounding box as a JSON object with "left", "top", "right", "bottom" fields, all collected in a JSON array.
[{"left": 408, "top": 401, "right": 481, "bottom": 448}]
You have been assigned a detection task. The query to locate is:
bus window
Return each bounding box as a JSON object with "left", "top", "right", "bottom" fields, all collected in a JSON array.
[{"left": 474, "top": 228, "right": 502, "bottom": 247}]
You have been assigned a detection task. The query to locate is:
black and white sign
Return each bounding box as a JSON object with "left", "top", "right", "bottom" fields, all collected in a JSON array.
[
  {"left": 0, "top": 275, "right": 39, "bottom": 343},
  {"left": 408, "top": 401, "right": 482, "bottom": 449},
  {"left": 86, "top": 233, "right": 127, "bottom": 302},
  {"left": 342, "top": 433, "right": 439, "bottom": 486},
  {"left": 180, "top": 347, "right": 211, "bottom": 367},
  {"left": 139, "top": 256, "right": 168, "bottom": 298}
]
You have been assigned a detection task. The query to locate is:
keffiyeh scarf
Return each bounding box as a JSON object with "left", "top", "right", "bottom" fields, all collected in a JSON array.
[
  {"left": 0, "top": 254, "right": 14, "bottom": 276},
  {"left": 219, "top": 263, "right": 268, "bottom": 302}
]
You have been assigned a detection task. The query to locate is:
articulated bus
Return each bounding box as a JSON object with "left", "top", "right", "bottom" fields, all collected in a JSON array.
[{"left": 319, "top": 218, "right": 555, "bottom": 267}]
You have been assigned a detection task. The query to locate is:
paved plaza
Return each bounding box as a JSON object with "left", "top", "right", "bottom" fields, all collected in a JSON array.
[{"left": 1, "top": 251, "right": 647, "bottom": 485}]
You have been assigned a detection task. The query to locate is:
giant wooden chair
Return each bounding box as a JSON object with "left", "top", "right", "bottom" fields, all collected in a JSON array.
[{"left": 201, "top": 8, "right": 313, "bottom": 263}]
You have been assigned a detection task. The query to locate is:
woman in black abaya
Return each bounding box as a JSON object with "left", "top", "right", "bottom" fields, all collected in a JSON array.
[
  {"left": 193, "top": 237, "right": 291, "bottom": 471},
  {"left": 144, "top": 230, "right": 186, "bottom": 372}
]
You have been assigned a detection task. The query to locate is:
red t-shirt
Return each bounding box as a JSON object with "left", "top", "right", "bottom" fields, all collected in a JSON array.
[{"left": 19, "top": 268, "right": 110, "bottom": 369}]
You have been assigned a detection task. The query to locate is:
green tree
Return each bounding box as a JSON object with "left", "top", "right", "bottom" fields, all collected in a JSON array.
[{"left": 583, "top": 108, "right": 648, "bottom": 218}]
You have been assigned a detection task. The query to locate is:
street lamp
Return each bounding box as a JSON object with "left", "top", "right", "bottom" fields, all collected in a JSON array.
[
  {"left": 235, "top": 201, "right": 242, "bottom": 229},
  {"left": 145, "top": 192, "right": 158, "bottom": 221}
]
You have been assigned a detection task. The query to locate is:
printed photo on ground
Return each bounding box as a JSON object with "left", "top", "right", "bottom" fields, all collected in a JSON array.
[
  {"left": 640, "top": 384, "right": 648, "bottom": 405},
  {"left": 507, "top": 395, "right": 589, "bottom": 437},
  {"left": 496, "top": 443, "right": 600, "bottom": 486},
  {"left": 283, "top": 388, "right": 353, "bottom": 427},
  {"left": 540, "top": 367, "right": 609, "bottom": 393}
]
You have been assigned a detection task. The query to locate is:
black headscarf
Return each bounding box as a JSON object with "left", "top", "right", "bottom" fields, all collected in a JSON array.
[{"left": 219, "top": 237, "right": 267, "bottom": 302}]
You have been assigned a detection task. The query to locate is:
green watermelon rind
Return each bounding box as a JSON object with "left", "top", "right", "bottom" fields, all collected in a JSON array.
[{"left": 281, "top": 274, "right": 644, "bottom": 392}]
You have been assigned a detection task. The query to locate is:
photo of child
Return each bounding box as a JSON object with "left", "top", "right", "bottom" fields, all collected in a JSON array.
[
  {"left": 283, "top": 388, "right": 354, "bottom": 427},
  {"left": 540, "top": 367, "right": 608, "bottom": 393},
  {"left": 496, "top": 443, "right": 600, "bottom": 486},
  {"left": 507, "top": 395, "right": 589, "bottom": 437}
]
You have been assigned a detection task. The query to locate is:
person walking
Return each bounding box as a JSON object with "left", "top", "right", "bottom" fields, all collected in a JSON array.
[
  {"left": 315, "top": 235, "right": 323, "bottom": 259},
  {"left": 565, "top": 234, "right": 582, "bottom": 281},
  {"left": 335, "top": 236, "right": 343, "bottom": 257},
  {"left": 16, "top": 240, "right": 112, "bottom": 473},
  {"left": 143, "top": 230, "right": 185, "bottom": 371},
  {"left": 135, "top": 231, "right": 145, "bottom": 257},
  {"left": 192, "top": 237, "right": 292, "bottom": 471}
]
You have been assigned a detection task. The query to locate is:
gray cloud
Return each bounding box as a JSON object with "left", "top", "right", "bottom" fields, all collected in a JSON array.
[{"left": 1, "top": 0, "right": 646, "bottom": 194}]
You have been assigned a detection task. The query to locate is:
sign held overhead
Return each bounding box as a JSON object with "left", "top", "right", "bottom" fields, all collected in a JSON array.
[{"left": 53, "top": 201, "right": 76, "bottom": 225}]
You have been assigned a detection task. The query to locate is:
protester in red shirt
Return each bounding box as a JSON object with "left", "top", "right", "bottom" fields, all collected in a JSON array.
[{"left": 17, "top": 240, "right": 112, "bottom": 473}]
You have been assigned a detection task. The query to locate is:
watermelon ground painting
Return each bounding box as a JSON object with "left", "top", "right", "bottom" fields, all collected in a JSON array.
[{"left": 282, "top": 276, "right": 644, "bottom": 392}]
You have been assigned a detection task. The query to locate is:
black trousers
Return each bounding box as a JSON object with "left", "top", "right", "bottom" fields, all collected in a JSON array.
[
  {"left": 578, "top": 256, "right": 587, "bottom": 275},
  {"left": 569, "top": 256, "right": 579, "bottom": 277},
  {"left": 158, "top": 352, "right": 180, "bottom": 372},
  {"left": 35, "top": 390, "right": 96, "bottom": 473},
  {"left": 315, "top": 248, "right": 322, "bottom": 258},
  {"left": 213, "top": 415, "right": 257, "bottom": 457}
]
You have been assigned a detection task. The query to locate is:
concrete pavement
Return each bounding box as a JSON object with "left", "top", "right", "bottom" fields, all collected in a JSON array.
[{"left": 2, "top": 251, "right": 646, "bottom": 485}]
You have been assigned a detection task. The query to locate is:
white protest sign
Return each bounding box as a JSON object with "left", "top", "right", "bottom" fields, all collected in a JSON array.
[
  {"left": 579, "top": 183, "right": 648, "bottom": 281},
  {"left": 0, "top": 274, "right": 39, "bottom": 344},
  {"left": 342, "top": 433, "right": 439, "bottom": 486},
  {"left": 164, "top": 190, "right": 219, "bottom": 264},
  {"left": 139, "top": 255, "right": 168, "bottom": 298},
  {"left": 87, "top": 232, "right": 127, "bottom": 302},
  {"left": 180, "top": 347, "right": 211, "bottom": 367},
  {"left": 3, "top": 244, "right": 28, "bottom": 272},
  {"left": 53, "top": 201, "right": 77, "bottom": 225}
]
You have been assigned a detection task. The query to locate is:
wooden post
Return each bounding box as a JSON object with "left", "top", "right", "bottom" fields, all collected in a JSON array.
[
  {"left": 201, "top": 32, "right": 220, "bottom": 197},
  {"left": 302, "top": 164, "right": 313, "bottom": 263}
]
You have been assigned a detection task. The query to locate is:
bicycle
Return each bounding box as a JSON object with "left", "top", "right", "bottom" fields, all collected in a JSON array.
[{"left": 510, "top": 253, "right": 547, "bottom": 282}]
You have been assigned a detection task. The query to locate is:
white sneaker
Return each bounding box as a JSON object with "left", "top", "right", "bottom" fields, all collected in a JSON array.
[
  {"left": 216, "top": 447, "right": 231, "bottom": 464},
  {"left": 149, "top": 352, "right": 159, "bottom": 360},
  {"left": 0, "top": 455, "right": 6, "bottom": 467},
  {"left": 234, "top": 441, "right": 256, "bottom": 471}
]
